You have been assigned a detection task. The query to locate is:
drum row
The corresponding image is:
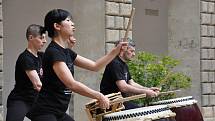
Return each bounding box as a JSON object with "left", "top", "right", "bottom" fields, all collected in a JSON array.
[{"left": 102, "top": 96, "right": 204, "bottom": 121}]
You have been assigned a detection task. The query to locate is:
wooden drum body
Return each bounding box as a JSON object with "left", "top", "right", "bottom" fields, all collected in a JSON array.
[
  {"left": 103, "top": 105, "right": 176, "bottom": 121},
  {"left": 151, "top": 96, "right": 204, "bottom": 121}
]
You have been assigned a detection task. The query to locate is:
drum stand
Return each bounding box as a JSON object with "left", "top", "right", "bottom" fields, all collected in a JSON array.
[
  {"left": 85, "top": 92, "right": 124, "bottom": 121},
  {"left": 85, "top": 92, "right": 147, "bottom": 121}
]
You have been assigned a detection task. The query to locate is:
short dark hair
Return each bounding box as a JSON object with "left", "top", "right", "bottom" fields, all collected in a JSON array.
[
  {"left": 26, "top": 24, "right": 46, "bottom": 40},
  {"left": 115, "top": 37, "right": 135, "bottom": 48},
  {"left": 44, "top": 9, "right": 72, "bottom": 38}
]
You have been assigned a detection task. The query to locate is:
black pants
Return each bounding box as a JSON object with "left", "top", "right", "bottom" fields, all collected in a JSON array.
[
  {"left": 31, "top": 113, "right": 75, "bottom": 121},
  {"left": 6, "top": 100, "right": 32, "bottom": 121}
]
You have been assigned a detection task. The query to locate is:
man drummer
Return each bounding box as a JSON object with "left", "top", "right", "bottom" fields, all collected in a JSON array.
[{"left": 100, "top": 38, "right": 160, "bottom": 110}]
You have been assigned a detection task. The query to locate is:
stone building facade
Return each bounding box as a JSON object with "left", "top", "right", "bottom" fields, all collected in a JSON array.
[
  {"left": 200, "top": 0, "right": 215, "bottom": 120},
  {"left": 0, "top": 0, "right": 2, "bottom": 120},
  {"left": 1, "top": 0, "right": 215, "bottom": 121},
  {"left": 105, "top": 0, "right": 133, "bottom": 52}
]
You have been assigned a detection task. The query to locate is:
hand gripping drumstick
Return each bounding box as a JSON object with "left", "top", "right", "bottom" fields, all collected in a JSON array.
[{"left": 87, "top": 93, "right": 146, "bottom": 111}]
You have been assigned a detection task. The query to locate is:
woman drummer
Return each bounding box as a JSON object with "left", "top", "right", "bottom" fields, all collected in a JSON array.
[{"left": 29, "top": 9, "right": 127, "bottom": 121}]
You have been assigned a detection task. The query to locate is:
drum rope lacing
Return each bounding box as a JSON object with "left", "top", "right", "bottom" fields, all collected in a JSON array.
[
  {"left": 103, "top": 107, "right": 170, "bottom": 121},
  {"left": 153, "top": 97, "right": 194, "bottom": 105}
]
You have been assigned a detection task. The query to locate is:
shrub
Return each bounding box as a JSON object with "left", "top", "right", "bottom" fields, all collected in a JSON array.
[{"left": 127, "top": 51, "right": 191, "bottom": 106}]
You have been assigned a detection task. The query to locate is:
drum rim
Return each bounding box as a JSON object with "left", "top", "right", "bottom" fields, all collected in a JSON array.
[
  {"left": 151, "top": 96, "right": 195, "bottom": 105},
  {"left": 103, "top": 105, "right": 173, "bottom": 121}
]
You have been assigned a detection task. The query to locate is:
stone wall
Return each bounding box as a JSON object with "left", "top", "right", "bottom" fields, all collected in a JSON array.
[
  {"left": 200, "top": 0, "right": 215, "bottom": 120},
  {"left": 105, "top": 0, "right": 132, "bottom": 52},
  {"left": 0, "top": 0, "right": 3, "bottom": 120}
]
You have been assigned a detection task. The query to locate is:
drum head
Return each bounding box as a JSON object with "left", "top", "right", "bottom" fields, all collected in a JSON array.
[{"left": 103, "top": 105, "right": 176, "bottom": 121}]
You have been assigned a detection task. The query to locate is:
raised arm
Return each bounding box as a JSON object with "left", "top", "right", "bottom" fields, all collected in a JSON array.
[
  {"left": 53, "top": 61, "right": 110, "bottom": 109},
  {"left": 74, "top": 42, "right": 127, "bottom": 71},
  {"left": 26, "top": 70, "right": 42, "bottom": 92}
]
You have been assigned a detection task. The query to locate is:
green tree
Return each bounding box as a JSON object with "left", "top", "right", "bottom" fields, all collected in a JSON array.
[{"left": 127, "top": 52, "right": 191, "bottom": 106}]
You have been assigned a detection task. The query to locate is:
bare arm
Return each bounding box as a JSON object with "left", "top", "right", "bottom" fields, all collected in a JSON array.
[
  {"left": 53, "top": 61, "right": 109, "bottom": 108},
  {"left": 128, "top": 79, "right": 149, "bottom": 89},
  {"left": 74, "top": 42, "right": 127, "bottom": 72},
  {"left": 129, "top": 79, "right": 161, "bottom": 91},
  {"left": 26, "top": 70, "right": 42, "bottom": 92},
  {"left": 116, "top": 80, "right": 158, "bottom": 97}
]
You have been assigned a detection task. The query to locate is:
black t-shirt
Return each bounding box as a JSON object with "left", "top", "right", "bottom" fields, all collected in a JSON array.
[
  {"left": 33, "top": 41, "right": 77, "bottom": 117},
  {"left": 7, "top": 49, "right": 43, "bottom": 105},
  {"left": 100, "top": 56, "right": 131, "bottom": 97}
]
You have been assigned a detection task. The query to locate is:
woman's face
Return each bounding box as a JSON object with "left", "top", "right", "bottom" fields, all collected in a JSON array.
[{"left": 59, "top": 17, "right": 76, "bottom": 38}]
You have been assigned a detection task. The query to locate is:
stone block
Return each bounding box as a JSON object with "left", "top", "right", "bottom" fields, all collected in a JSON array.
[
  {"left": 119, "top": 3, "right": 132, "bottom": 16},
  {"left": 201, "top": 13, "right": 211, "bottom": 24},
  {"left": 0, "top": 72, "right": 2, "bottom": 87},
  {"left": 208, "top": 26, "right": 214, "bottom": 36},
  {"left": 202, "top": 83, "right": 212, "bottom": 94},
  {"left": 106, "top": 0, "right": 124, "bottom": 3},
  {"left": 123, "top": 17, "right": 132, "bottom": 30},
  {"left": 106, "top": 29, "right": 120, "bottom": 42},
  {"left": 212, "top": 60, "right": 215, "bottom": 70},
  {"left": 106, "top": 1, "right": 120, "bottom": 15},
  {"left": 0, "top": 55, "right": 2, "bottom": 71},
  {"left": 201, "top": 49, "right": 208, "bottom": 59},
  {"left": 115, "top": 16, "right": 124, "bottom": 29},
  {"left": 106, "top": 15, "right": 115, "bottom": 28},
  {"left": 204, "top": 118, "right": 215, "bottom": 121},
  {"left": 119, "top": 29, "right": 132, "bottom": 39},
  {"left": 0, "top": 89, "right": 2, "bottom": 105},
  {"left": 212, "top": 83, "right": 215, "bottom": 92},
  {"left": 211, "top": 38, "right": 215, "bottom": 48},
  {"left": 201, "top": 37, "right": 211, "bottom": 48},
  {"left": 0, "top": 38, "right": 2, "bottom": 54},
  {"left": 106, "top": 43, "right": 116, "bottom": 53},
  {"left": 124, "top": 0, "right": 132, "bottom": 4},
  {"left": 209, "top": 72, "right": 215, "bottom": 82},
  {"left": 208, "top": 2, "right": 215, "bottom": 13},
  {"left": 212, "top": 14, "right": 215, "bottom": 25},
  {"left": 202, "top": 107, "right": 214, "bottom": 117},
  {"left": 0, "top": 5, "right": 2, "bottom": 20},
  {"left": 208, "top": 49, "right": 215, "bottom": 59},
  {"left": 202, "top": 95, "right": 209, "bottom": 106},
  {"left": 201, "top": 72, "right": 209, "bottom": 82},
  {"left": 201, "top": 60, "right": 211, "bottom": 71},
  {"left": 0, "top": 22, "right": 2, "bottom": 37},
  {"left": 201, "top": 1, "right": 208, "bottom": 13},
  {"left": 209, "top": 95, "right": 215, "bottom": 105},
  {"left": 201, "top": 25, "right": 208, "bottom": 36},
  {"left": 119, "top": 30, "right": 125, "bottom": 39},
  {"left": 0, "top": 105, "right": 3, "bottom": 121},
  {"left": 0, "top": 73, "right": 2, "bottom": 88}
]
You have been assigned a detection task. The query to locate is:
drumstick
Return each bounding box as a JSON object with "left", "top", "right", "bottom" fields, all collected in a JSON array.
[
  {"left": 158, "top": 90, "right": 181, "bottom": 95},
  {"left": 110, "top": 93, "right": 146, "bottom": 105},
  {"left": 124, "top": 7, "right": 135, "bottom": 41}
]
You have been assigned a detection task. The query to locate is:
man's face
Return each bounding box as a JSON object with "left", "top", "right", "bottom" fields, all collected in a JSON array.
[
  {"left": 30, "top": 33, "right": 47, "bottom": 50},
  {"left": 124, "top": 46, "right": 135, "bottom": 61}
]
